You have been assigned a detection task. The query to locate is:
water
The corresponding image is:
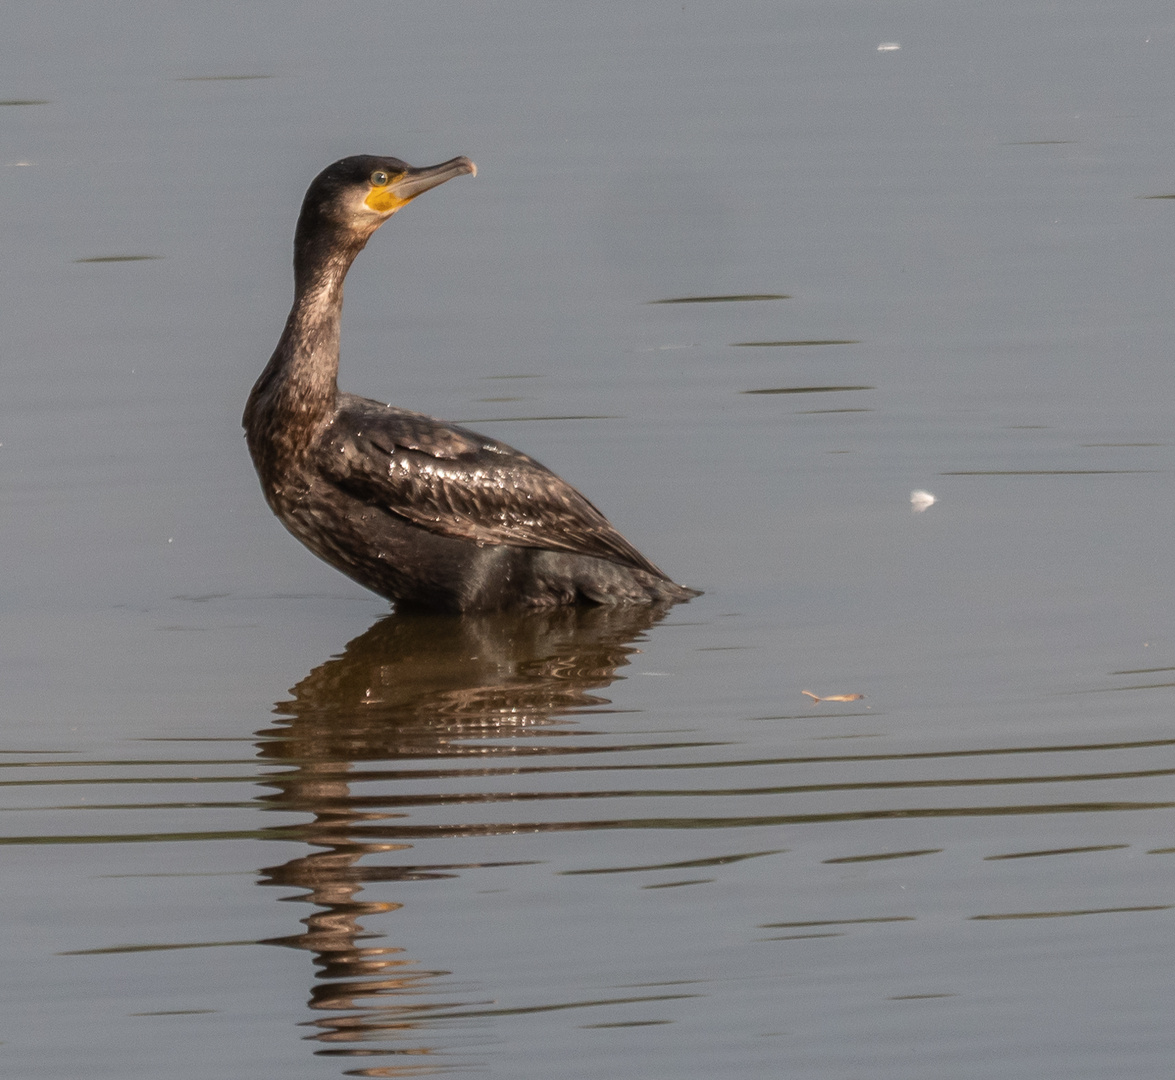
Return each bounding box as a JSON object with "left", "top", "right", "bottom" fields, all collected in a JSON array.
[{"left": 4, "top": 1, "right": 1175, "bottom": 1076}]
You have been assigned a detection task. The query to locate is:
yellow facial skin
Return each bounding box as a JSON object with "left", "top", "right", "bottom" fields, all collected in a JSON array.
[
  {"left": 361, "top": 158, "right": 476, "bottom": 217},
  {"left": 363, "top": 172, "right": 411, "bottom": 214}
]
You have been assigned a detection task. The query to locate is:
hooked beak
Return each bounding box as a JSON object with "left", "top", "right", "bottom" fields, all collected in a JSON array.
[{"left": 365, "top": 156, "right": 476, "bottom": 214}]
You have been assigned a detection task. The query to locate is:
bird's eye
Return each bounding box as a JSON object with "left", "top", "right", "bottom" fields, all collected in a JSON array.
[{"left": 370, "top": 170, "right": 390, "bottom": 187}]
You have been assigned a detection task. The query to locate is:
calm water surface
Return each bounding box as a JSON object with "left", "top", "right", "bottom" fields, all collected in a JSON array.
[{"left": 4, "top": 2, "right": 1175, "bottom": 1077}]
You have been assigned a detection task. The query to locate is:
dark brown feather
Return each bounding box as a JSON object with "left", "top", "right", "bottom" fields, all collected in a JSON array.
[{"left": 319, "top": 395, "right": 666, "bottom": 576}]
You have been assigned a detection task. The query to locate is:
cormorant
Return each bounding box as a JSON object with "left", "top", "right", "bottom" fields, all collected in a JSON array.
[{"left": 244, "top": 154, "right": 697, "bottom": 612}]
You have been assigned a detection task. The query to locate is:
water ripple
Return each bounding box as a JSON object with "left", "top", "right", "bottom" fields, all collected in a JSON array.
[{"left": 9, "top": 608, "right": 1175, "bottom": 1072}]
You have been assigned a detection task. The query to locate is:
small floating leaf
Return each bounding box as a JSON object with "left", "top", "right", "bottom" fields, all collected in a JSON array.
[
  {"left": 0, "top": 99, "right": 49, "bottom": 106},
  {"left": 647, "top": 293, "right": 790, "bottom": 304}
]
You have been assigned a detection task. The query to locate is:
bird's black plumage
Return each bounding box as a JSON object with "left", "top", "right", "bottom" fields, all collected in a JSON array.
[{"left": 243, "top": 154, "right": 697, "bottom": 612}]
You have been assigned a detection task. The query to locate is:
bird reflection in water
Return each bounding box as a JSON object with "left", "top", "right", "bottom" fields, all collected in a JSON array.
[{"left": 253, "top": 602, "right": 672, "bottom": 1073}]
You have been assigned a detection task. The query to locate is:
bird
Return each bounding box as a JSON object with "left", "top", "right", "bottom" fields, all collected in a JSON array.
[{"left": 243, "top": 154, "right": 698, "bottom": 613}]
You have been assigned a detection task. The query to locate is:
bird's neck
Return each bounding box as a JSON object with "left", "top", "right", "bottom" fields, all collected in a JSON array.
[
  {"left": 257, "top": 233, "right": 369, "bottom": 420},
  {"left": 288, "top": 234, "right": 368, "bottom": 396},
  {"left": 243, "top": 227, "right": 373, "bottom": 486}
]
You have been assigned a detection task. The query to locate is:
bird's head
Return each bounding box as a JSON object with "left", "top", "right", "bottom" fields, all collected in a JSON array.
[{"left": 296, "top": 154, "right": 476, "bottom": 249}]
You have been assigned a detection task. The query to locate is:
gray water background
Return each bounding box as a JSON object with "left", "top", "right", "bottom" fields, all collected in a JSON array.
[{"left": 4, "top": 1, "right": 1175, "bottom": 1077}]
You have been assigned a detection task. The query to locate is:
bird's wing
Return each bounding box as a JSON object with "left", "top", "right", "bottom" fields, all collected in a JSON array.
[{"left": 317, "top": 397, "right": 666, "bottom": 575}]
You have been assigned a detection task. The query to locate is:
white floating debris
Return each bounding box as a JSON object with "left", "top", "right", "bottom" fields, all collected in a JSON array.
[
  {"left": 802, "top": 690, "right": 865, "bottom": 703},
  {"left": 910, "top": 489, "right": 936, "bottom": 513},
  {"left": 877, "top": 42, "right": 901, "bottom": 52}
]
